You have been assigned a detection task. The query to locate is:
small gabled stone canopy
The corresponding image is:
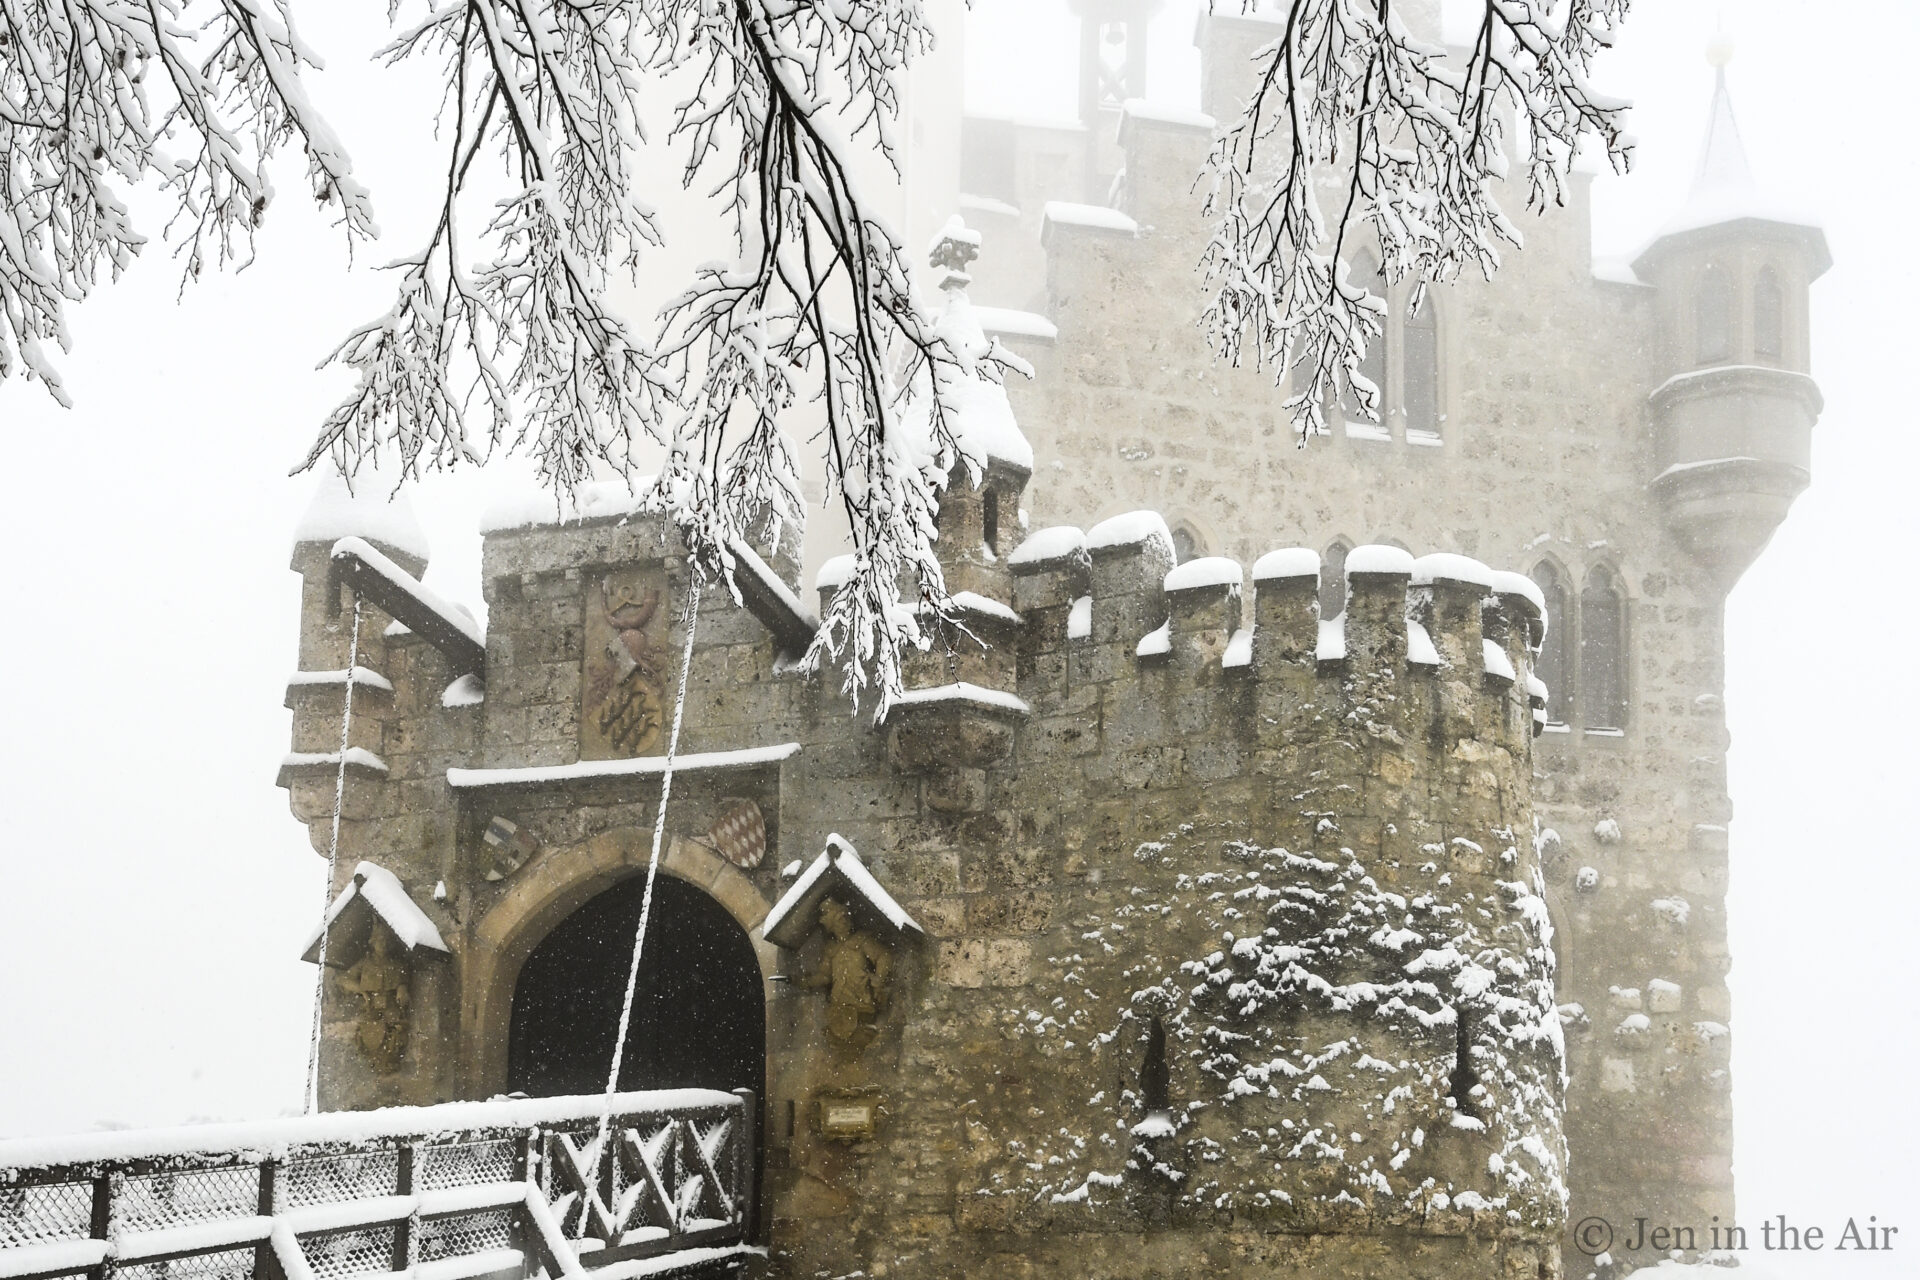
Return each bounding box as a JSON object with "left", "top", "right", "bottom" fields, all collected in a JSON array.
[
  {"left": 761, "top": 835, "right": 921, "bottom": 950},
  {"left": 301, "top": 861, "right": 449, "bottom": 964}
]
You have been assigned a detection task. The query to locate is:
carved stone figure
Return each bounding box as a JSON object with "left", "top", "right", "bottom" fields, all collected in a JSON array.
[
  {"left": 805, "top": 899, "right": 892, "bottom": 1048},
  {"left": 582, "top": 571, "right": 669, "bottom": 758},
  {"left": 336, "top": 928, "right": 411, "bottom": 1074}
]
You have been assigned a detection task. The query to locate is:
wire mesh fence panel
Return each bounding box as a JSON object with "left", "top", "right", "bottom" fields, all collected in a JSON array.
[
  {"left": 304, "top": 1226, "right": 395, "bottom": 1280},
  {"left": 0, "top": 1181, "right": 93, "bottom": 1248},
  {"left": 119, "top": 1247, "right": 256, "bottom": 1280},
  {"left": 281, "top": 1151, "right": 400, "bottom": 1210},
  {"left": 415, "top": 1209, "right": 515, "bottom": 1262},
  {"left": 119, "top": 1168, "right": 260, "bottom": 1232},
  {"left": 416, "top": 1140, "right": 514, "bottom": 1192}
]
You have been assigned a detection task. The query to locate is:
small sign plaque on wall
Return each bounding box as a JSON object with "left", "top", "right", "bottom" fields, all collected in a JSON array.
[{"left": 815, "top": 1093, "right": 881, "bottom": 1141}]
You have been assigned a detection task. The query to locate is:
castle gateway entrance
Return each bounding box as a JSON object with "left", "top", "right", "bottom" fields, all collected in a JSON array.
[{"left": 506, "top": 873, "right": 765, "bottom": 1100}]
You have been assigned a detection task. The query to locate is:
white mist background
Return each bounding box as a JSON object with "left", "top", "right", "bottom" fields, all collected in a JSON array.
[{"left": 1, "top": 3, "right": 1912, "bottom": 1275}]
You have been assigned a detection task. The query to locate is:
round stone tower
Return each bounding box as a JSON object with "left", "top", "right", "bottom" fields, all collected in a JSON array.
[{"left": 1633, "top": 45, "right": 1831, "bottom": 587}]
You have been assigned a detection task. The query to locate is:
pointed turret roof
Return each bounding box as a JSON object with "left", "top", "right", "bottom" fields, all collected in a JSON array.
[
  {"left": 1633, "top": 45, "right": 1829, "bottom": 276},
  {"left": 909, "top": 216, "right": 1035, "bottom": 476}
]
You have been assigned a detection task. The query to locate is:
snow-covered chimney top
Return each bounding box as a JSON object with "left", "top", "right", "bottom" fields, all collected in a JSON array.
[{"left": 293, "top": 471, "right": 430, "bottom": 565}]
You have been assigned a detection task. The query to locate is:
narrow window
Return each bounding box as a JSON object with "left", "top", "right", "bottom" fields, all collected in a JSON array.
[
  {"left": 1529, "top": 564, "right": 1572, "bottom": 725},
  {"left": 1320, "top": 540, "right": 1352, "bottom": 619},
  {"left": 1449, "top": 1006, "right": 1482, "bottom": 1120},
  {"left": 1754, "top": 267, "right": 1785, "bottom": 363},
  {"left": 1140, "top": 1016, "right": 1170, "bottom": 1116},
  {"left": 1580, "top": 567, "right": 1627, "bottom": 730},
  {"left": 1170, "top": 523, "right": 1201, "bottom": 565},
  {"left": 1696, "top": 267, "right": 1734, "bottom": 365},
  {"left": 983, "top": 489, "right": 1000, "bottom": 556},
  {"left": 1404, "top": 289, "right": 1440, "bottom": 437}
]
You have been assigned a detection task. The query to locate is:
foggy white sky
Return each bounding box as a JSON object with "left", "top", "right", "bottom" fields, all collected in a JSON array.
[{"left": 1, "top": 4, "right": 1913, "bottom": 1275}]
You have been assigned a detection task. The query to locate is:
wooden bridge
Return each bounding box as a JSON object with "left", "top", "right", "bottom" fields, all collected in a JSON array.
[{"left": 0, "top": 1091, "right": 758, "bottom": 1280}]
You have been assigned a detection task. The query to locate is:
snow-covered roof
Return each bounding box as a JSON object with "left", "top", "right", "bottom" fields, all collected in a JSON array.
[
  {"left": 300, "top": 862, "right": 448, "bottom": 962},
  {"left": 478, "top": 477, "right": 662, "bottom": 534},
  {"left": 761, "top": 834, "right": 921, "bottom": 949},
  {"left": 294, "top": 472, "right": 428, "bottom": 563}
]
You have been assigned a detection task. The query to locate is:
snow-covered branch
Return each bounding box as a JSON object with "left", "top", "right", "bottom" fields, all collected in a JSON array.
[
  {"left": 1200, "top": 0, "right": 1633, "bottom": 437},
  {"left": 0, "top": 0, "right": 373, "bottom": 403}
]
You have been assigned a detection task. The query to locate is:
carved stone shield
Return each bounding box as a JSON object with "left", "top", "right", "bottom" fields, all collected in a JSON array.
[
  {"left": 582, "top": 568, "right": 670, "bottom": 759},
  {"left": 709, "top": 798, "right": 766, "bottom": 869}
]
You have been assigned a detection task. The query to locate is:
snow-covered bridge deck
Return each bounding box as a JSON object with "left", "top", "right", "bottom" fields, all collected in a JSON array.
[{"left": 0, "top": 1091, "right": 758, "bottom": 1280}]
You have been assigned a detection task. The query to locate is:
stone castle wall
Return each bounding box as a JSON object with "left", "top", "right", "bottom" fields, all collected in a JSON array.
[{"left": 284, "top": 504, "right": 1567, "bottom": 1279}]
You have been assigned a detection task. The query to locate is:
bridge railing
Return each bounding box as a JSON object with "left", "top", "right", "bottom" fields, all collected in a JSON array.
[{"left": 0, "top": 1090, "right": 757, "bottom": 1280}]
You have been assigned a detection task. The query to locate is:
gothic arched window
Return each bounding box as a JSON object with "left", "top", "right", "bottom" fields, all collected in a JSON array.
[
  {"left": 1404, "top": 290, "right": 1440, "bottom": 437},
  {"left": 1320, "top": 540, "right": 1352, "bottom": 619},
  {"left": 1696, "top": 267, "right": 1734, "bottom": 365},
  {"left": 1580, "top": 567, "right": 1627, "bottom": 730},
  {"left": 1529, "top": 563, "right": 1572, "bottom": 725},
  {"left": 1754, "top": 267, "right": 1785, "bottom": 364}
]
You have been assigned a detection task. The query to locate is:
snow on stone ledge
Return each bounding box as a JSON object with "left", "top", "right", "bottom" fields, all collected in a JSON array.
[
  {"left": 301, "top": 861, "right": 448, "bottom": 959},
  {"left": 1407, "top": 620, "right": 1441, "bottom": 667},
  {"left": 1482, "top": 638, "right": 1517, "bottom": 683},
  {"left": 1222, "top": 628, "right": 1253, "bottom": 669},
  {"left": 1411, "top": 552, "right": 1495, "bottom": 590},
  {"left": 1067, "top": 596, "right": 1093, "bottom": 640},
  {"left": 1136, "top": 621, "right": 1171, "bottom": 657},
  {"left": 973, "top": 307, "right": 1059, "bottom": 342},
  {"left": 0, "top": 1089, "right": 742, "bottom": 1172},
  {"left": 761, "top": 834, "right": 921, "bottom": 949},
  {"left": 279, "top": 748, "right": 389, "bottom": 779},
  {"left": 1042, "top": 201, "right": 1139, "bottom": 238},
  {"left": 294, "top": 473, "right": 429, "bottom": 562},
  {"left": 447, "top": 743, "right": 800, "bottom": 790},
  {"left": 1316, "top": 616, "right": 1346, "bottom": 661},
  {"left": 885, "top": 682, "right": 1031, "bottom": 718},
  {"left": 1252, "top": 547, "right": 1320, "bottom": 581},
  {"left": 958, "top": 193, "right": 1020, "bottom": 218},
  {"left": 1009, "top": 525, "right": 1087, "bottom": 568},
  {"left": 1086, "top": 510, "right": 1172, "bottom": 554},
  {"left": 441, "top": 675, "right": 486, "bottom": 708},
  {"left": 1345, "top": 544, "right": 1415, "bottom": 576},
  {"left": 1164, "top": 557, "right": 1242, "bottom": 592},
  {"left": 285, "top": 667, "right": 394, "bottom": 697}
]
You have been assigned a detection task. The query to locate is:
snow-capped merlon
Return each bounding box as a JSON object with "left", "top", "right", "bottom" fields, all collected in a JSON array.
[
  {"left": 447, "top": 743, "right": 800, "bottom": 792},
  {"left": 761, "top": 834, "right": 922, "bottom": 949},
  {"left": 1345, "top": 544, "right": 1417, "bottom": 576},
  {"left": 1086, "top": 510, "right": 1172, "bottom": 555},
  {"left": 330, "top": 537, "right": 486, "bottom": 679},
  {"left": 1411, "top": 552, "right": 1495, "bottom": 590},
  {"left": 293, "top": 472, "right": 429, "bottom": 564},
  {"left": 477, "top": 476, "right": 660, "bottom": 535},
  {"left": 301, "top": 861, "right": 448, "bottom": 960},
  {"left": 1490, "top": 569, "right": 1546, "bottom": 615},
  {"left": 1252, "top": 547, "right": 1321, "bottom": 581},
  {"left": 1163, "top": 557, "right": 1243, "bottom": 593},
  {"left": 948, "top": 591, "right": 1023, "bottom": 626},
  {"left": 1041, "top": 201, "right": 1140, "bottom": 241},
  {"left": 1008, "top": 525, "right": 1088, "bottom": 568}
]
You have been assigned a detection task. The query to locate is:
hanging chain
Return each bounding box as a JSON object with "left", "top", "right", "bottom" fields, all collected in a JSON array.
[
  {"left": 589, "top": 568, "right": 704, "bottom": 1172},
  {"left": 305, "top": 594, "right": 363, "bottom": 1115}
]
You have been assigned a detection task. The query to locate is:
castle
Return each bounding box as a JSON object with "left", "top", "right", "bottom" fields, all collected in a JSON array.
[{"left": 277, "top": 9, "right": 1827, "bottom": 1279}]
